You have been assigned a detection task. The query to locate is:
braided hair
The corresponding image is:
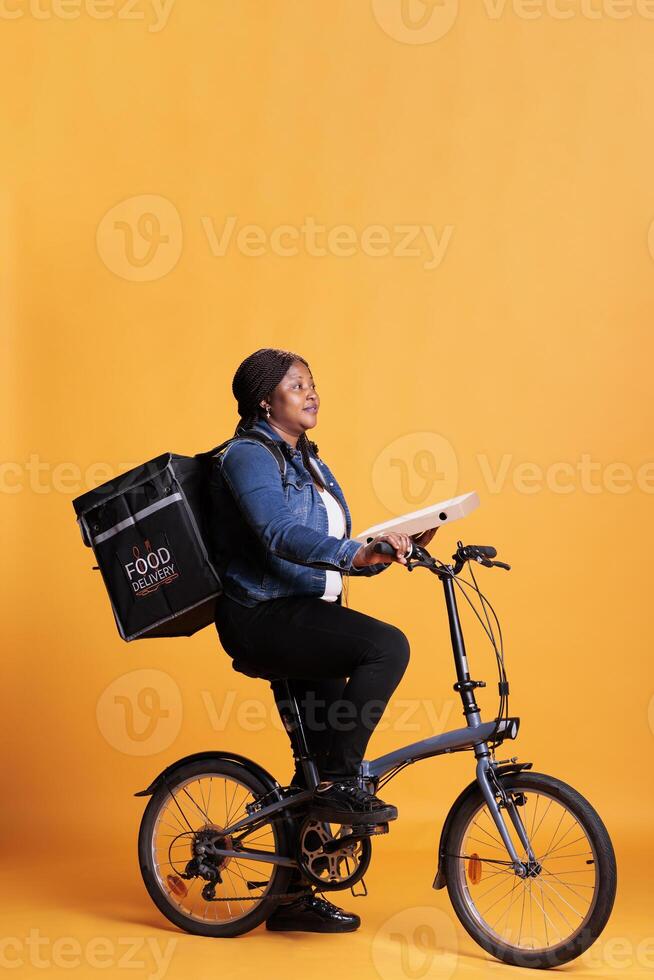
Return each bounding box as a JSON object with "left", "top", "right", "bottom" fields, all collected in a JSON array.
[{"left": 231, "top": 348, "right": 320, "bottom": 473}]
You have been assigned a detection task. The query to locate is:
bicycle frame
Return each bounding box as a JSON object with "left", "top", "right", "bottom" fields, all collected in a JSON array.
[{"left": 179, "top": 554, "right": 536, "bottom": 878}]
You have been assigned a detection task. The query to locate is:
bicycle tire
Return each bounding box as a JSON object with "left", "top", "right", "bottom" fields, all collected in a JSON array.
[
  {"left": 138, "top": 758, "right": 294, "bottom": 937},
  {"left": 444, "top": 770, "right": 617, "bottom": 969}
]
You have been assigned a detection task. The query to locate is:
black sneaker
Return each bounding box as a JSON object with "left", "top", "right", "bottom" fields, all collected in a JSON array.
[
  {"left": 308, "top": 777, "right": 398, "bottom": 824},
  {"left": 266, "top": 892, "right": 361, "bottom": 933}
]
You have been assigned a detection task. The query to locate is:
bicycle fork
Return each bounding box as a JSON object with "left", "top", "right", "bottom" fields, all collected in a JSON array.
[
  {"left": 442, "top": 572, "right": 537, "bottom": 878},
  {"left": 476, "top": 754, "right": 539, "bottom": 877}
]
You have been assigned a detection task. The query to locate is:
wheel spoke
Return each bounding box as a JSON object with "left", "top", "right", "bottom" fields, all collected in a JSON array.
[
  {"left": 452, "top": 783, "right": 605, "bottom": 955},
  {"left": 475, "top": 812, "right": 505, "bottom": 848},
  {"left": 538, "top": 873, "right": 585, "bottom": 922},
  {"left": 538, "top": 834, "right": 588, "bottom": 861},
  {"left": 147, "top": 770, "right": 285, "bottom": 929},
  {"left": 476, "top": 871, "right": 520, "bottom": 903},
  {"left": 543, "top": 815, "right": 580, "bottom": 860},
  {"left": 181, "top": 785, "right": 211, "bottom": 823},
  {"left": 518, "top": 879, "right": 527, "bottom": 946},
  {"left": 530, "top": 798, "right": 553, "bottom": 847},
  {"left": 466, "top": 834, "right": 506, "bottom": 851},
  {"left": 541, "top": 868, "right": 595, "bottom": 899},
  {"left": 542, "top": 807, "right": 567, "bottom": 863}
]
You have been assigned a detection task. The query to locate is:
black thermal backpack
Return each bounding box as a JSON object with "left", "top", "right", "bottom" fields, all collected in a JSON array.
[{"left": 71, "top": 430, "right": 287, "bottom": 642}]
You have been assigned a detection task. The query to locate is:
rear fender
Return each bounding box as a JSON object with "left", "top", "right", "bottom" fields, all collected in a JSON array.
[{"left": 134, "top": 750, "right": 281, "bottom": 799}]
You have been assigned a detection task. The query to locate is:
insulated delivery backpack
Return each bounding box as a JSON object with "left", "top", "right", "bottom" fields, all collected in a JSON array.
[{"left": 71, "top": 430, "right": 286, "bottom": 642}]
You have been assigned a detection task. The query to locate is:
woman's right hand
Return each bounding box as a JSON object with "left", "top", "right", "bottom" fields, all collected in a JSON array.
[{"left": 351, "top": 532, "right": 413, "bottom": 569}]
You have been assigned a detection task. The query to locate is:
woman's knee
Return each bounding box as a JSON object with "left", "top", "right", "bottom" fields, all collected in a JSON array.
[
  {"left": 366, "top": 622, "right": 411, "bottom": 673},
  {"left": 390, "top": 625, "right": 411, "bottom": 672}
]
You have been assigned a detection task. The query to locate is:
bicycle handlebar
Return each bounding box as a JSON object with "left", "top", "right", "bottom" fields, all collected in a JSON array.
[
  {"left": 371, "top": 538, "right": 511, "bottom": 573},
  {"left": 372, "top": 540, "right": 414, "bottom": 558},
  {"left": 460, "top": 544, "right": 497, "bottom": 560}
]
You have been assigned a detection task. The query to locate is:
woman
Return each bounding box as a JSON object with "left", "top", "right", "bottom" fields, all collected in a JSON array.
[{"left": 210, "top": 347, "right": 436, "bottom": 933}]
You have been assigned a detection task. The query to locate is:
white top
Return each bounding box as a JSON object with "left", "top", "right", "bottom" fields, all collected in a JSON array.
[{"left": 309, "top": 459, "right": 346, "bottom": 602}]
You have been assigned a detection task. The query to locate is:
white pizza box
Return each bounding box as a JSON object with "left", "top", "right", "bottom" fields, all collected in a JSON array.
[{"left": 353, "top": 491, "right": 480, "bottom": 543}]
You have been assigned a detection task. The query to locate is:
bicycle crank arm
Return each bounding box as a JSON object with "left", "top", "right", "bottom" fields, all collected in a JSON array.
[{"left": 321, "top": 822, "right": 389, "bottom": 854}]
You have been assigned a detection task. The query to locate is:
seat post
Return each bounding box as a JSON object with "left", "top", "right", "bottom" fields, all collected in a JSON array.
[{"left": 269, "top": 678, "right": 321, "bottom": 790}]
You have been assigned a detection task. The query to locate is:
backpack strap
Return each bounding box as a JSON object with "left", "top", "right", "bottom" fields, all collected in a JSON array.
[{"left": 195, "top": 429, "right": 287, "bottom": 479}]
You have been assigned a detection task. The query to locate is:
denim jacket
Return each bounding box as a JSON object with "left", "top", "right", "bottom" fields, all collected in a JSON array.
[{"left": 208, "top": 417, "right": 389, "bottom": 607}]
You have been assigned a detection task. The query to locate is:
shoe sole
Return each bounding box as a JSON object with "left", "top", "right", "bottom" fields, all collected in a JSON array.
[
  {"left": 307, "top": 803, "right": 398, "bottom": 824},
  {"left": 266, "top": 919, "right": 361, "bottom": 933}
]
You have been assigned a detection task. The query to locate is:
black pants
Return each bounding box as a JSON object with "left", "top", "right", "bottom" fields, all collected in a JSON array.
[{"left": 214, "top": 592, "right": 410, "bottom": 784}]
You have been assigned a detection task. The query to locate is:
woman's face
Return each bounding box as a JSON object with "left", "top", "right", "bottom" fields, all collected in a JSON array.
[{"left": 262, "top": 360, "right": 320, "bottom": 436}]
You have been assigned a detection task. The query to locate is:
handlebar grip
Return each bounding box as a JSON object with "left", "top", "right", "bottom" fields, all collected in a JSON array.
[
  {"left": 469, "top": 544, "right": 497, "bottom": 558},
  {"left": 372, "top": 541, "right": 399, "bottom": 556}
]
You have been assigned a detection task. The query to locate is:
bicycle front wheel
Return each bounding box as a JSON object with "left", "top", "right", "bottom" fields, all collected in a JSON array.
[{"left": 444, "top": 771, "right": 617, "bottom": 969}]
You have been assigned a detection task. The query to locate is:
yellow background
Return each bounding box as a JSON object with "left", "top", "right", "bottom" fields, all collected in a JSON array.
[{"left": 2, "top": 1, "right": 653, "bottom": 976}]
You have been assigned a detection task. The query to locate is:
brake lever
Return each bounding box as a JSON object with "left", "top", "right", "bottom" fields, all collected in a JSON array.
[
  {"left": 468, "top": 556, "right": 511, "bottom": 571},
  {"left": 406, "top": 542, "right": 437, "bottom": 570}
]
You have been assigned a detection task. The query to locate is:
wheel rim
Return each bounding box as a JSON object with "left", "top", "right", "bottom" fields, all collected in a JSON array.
[
  {"left": 149, "top": 772, "right": 280, "bottom": 925},
  {"left": 453, "top": 786, "right": 600, "bottom": 953}
]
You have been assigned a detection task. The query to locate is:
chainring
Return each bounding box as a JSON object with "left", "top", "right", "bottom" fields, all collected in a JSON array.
[{"left": 296, "top": 817, "right": 372, "bottom": 891}]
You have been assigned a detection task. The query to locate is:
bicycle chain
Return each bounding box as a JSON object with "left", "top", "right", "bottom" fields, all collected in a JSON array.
[{"left": 194, "top": 890, "right": 318, "bottom": 902}]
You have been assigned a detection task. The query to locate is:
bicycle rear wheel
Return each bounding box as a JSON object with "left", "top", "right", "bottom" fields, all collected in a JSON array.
[
  {"left": 444, "top": 771, "right": 617, "bottom": 969},
  {"left": 138, "top": 759, "right": 294, "bottom": 937}
]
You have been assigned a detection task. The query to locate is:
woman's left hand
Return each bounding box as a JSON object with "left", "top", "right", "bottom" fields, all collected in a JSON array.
[{"left": 410, "top": 526, "right": 438, "bottom": 547}]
